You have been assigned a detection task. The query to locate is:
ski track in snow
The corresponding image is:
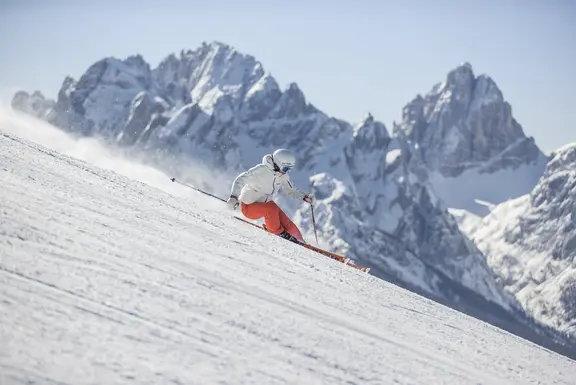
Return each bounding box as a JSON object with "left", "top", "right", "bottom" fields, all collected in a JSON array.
[{"left": 1, "top": 131, "right": 575, "bottom": 384}]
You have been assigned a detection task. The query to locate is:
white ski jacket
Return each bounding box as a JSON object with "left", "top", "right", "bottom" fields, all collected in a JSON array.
[{"left": 230, "top": 154, "right": 306, "bottom": 204}]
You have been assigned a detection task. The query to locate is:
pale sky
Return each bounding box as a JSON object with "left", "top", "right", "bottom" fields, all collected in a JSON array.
[{"left": 1, "top": 0, "right": 574, "bottom": 152}]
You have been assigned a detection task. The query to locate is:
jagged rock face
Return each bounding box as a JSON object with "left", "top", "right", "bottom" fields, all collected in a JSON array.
[
  {"left": 301, "top": 162, "right": 518, "bottom": 314},
  {"left": 154, "top": 43, "right": 266, "bottom": 111},
  {"left": 71, "top": 55, "right": 153, "bottom": 135},
  {"left": 392, "top": 64, "right": 548, "bottom": 217},
  {"left": 11, "top": 41, "right": 528, "bottom": 331},
  {"left": 345, "top": 114, "right": 390, "bottom": 188},
  {"left": 471, "top": 143, "right": 576, "bottom": 337},
  {"left": 398, "top": 63, "right": 542, "bottom": 178},
  {"left": 117, "top": 91, "right": 166, "bottom": 146}
]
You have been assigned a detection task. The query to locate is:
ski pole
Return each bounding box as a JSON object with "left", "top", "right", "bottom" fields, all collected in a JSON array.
[
  {"left": 170, "top": 177, "right": 226, "bottom": 202},
  {"left": 310, "top": 203, "right": 319, "bottom": 245}
]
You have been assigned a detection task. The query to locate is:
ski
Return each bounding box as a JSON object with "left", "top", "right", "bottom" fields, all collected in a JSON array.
[
  {"left": 233, "top": 216, "right": 370, "bottom": 273},
  {"left": 345, "top": 260, "right": 370, "bottom": 273}
]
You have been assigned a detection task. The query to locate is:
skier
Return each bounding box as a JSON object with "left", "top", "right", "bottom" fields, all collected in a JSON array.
[{"left": 226, "top": 149, "right": 315, "bottom": 243}]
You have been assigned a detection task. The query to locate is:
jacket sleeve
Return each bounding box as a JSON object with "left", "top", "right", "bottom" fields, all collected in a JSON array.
[
  {"left": 282, "top": 176, "right": 306, "bottom": 201},
  {"left": 230, "top": 165, "right": 262, "bottom": 198}
]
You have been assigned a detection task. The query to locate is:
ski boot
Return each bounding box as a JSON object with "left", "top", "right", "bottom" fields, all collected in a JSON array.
[{"left": 278, "top": 230, "right": 299, "bottom": 244}]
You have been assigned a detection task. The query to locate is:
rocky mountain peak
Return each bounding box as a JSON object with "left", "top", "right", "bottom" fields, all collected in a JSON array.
[
  {"left": 445, "top": 61, "right": 475, "bottom": 90},
  {"left": 397, "top": 63, "right": 543, "bottom": 179},
  {"left": 351, "top": 113, "right": 390, "bottom": 151},
  {"left": 153, "top": 41, "right": 266, "bottom": 116},
  {"left": 268, "top": 82, "right": 315, "bottom": 119},
  {"left": 344, "top": 113, "right": 390, "bottom": 192},
  {"left": 544, "top": 143, "right": 576, "bottom": 176},
  {"left": 355, "top": 112, "right": 374, "bottom": 129},
  {"left": 530, "top": 143, "right": 576, "bottom": 215}
]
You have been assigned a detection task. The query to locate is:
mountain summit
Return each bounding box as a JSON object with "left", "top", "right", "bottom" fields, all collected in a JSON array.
[
  {"left": 397, "top": 62, "right": 543, "bottom": 177},
  {"left": 394, "top": 63, "right": 548, "bottom": 216}
]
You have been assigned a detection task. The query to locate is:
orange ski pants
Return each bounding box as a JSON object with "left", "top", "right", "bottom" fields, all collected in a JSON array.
[{"left": 241, "top": 201, "right": 304, "bottom": 242}]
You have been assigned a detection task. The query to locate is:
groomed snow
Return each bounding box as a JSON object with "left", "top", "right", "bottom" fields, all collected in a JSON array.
[{"left": 1, "top": 110, "right": 575, "bottom": 384}]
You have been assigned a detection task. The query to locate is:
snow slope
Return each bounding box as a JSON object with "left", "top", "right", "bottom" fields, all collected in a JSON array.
[{"left": 1, "top": 115, "right": 575, "bottom": 384}]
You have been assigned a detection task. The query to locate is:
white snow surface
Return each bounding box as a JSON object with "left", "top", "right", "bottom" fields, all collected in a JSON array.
[
  {"left": 428, "top": 158, "right": 547, "bottom": 216},
  {"left": 1, "top": 112, "right": 575, "bottom": 384}
]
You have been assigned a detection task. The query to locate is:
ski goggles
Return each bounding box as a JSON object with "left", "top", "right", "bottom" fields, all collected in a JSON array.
[{"left": 274, "top": 163, "right": 294, "bottom": 173}]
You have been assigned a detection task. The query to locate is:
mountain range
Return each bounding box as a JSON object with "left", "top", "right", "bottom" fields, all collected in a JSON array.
[{"left": 11, "top": 40, "right": 575, "bottom": 355}]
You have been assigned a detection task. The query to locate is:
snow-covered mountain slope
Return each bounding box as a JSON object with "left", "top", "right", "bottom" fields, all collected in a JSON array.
[
  {"left": 469, "top": 143, "right": 576, "bottom": 339},
  {"left": 9, "top": 43, "right": 526, "bottom": 328},
  {"left": 2, "top": 127, "right": 576, "bottom": 384},
  {"left": 394, "top": 63, "right": 548, "bottom": 216}
]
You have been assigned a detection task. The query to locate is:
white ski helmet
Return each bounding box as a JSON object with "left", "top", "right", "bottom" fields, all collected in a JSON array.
[{"left": 272, "top": 148, "right": 296, "bottom": 173}]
